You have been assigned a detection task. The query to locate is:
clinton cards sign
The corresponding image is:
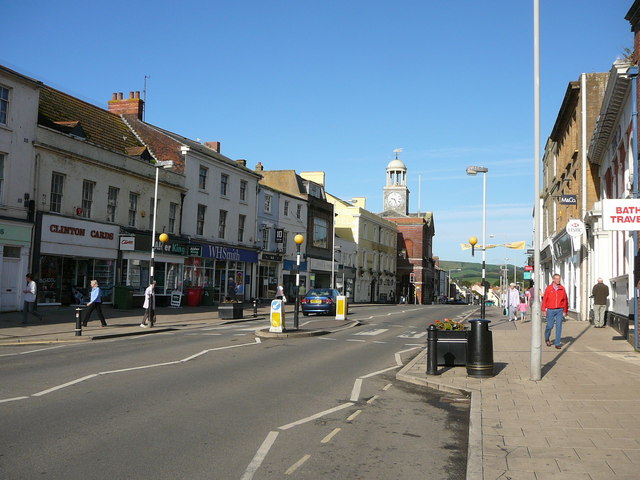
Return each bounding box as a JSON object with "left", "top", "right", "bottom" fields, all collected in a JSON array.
[{"left": 603, "top": 199, "right": 640, "bottom": 231}]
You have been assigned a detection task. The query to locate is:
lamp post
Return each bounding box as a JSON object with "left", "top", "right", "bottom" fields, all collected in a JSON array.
[
  {"left": 149, "top": 160, "right": 174, "bottom": 324},
  {"left": 466, "top": 165, "right": 489, "bottom": 318},
  {"left": 331, "top": 245, "right": 341, "bottom": 290},
  {"left": 448, "top": 268, "right": 461, "bottom": 300},
  {"left": 293, "top": 234, "right": 305, "bottom": 330}
]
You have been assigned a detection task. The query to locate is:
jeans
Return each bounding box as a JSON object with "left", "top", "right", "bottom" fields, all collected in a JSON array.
[
  {"left": 545, "top": 308, "right": 564, "bottom": 347},
  {"left": 593, "top": 304, "right": 606, "bottom": 327},
  {"left": 22, "top": 301, "right": 42, "bottom": 323}
]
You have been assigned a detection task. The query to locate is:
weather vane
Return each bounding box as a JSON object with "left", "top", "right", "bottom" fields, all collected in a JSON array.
[{"left": 393, "top": 148, "right": 403, "bottom": 159}]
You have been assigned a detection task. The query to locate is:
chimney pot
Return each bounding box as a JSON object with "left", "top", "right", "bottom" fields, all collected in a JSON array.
[
  {"left": 129, "top": 91, "right": 134, "bottom": 99},
  {"left": 118, "top": 92, "right": 123, "bottom": 100},
  {"left": 112, "top": 93, "right": 117, "bottom": 100},
  {"left": 204, "top": 141, "right": 221, "bottom": 153},
  {"left": 236, "top": 159, "right": 247, "bottom": 167},
  {"left": 256, "top": 162, "right": 264, "bottom": 172},
  {"left": 135, "top": 91, "right": 140, "bottom": 99}
]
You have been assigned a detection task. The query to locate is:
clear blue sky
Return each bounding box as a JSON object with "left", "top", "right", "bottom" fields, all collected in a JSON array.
[{"left": 3, "top": 0, "right": 633, "bottom": 268}]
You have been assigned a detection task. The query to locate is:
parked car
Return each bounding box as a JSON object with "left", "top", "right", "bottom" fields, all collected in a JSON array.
[
  {"left": 446, "top": 299, "right": 467, "bottom": 305},
  {"left": 301, "top": 288, "right": 340, "bottom": 316}
]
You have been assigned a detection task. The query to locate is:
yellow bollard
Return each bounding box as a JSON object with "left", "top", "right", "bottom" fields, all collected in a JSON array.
[
  {"left": 269, "top": 299, "right": 285, "bottom": 332},
  {"left": 336, "top": 295, "right": 347, "bottom": 320}
]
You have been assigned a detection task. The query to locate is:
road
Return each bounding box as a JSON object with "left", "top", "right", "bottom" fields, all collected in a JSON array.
[{"left": 0, "top": 304, "right": 472, "bottom": 479}]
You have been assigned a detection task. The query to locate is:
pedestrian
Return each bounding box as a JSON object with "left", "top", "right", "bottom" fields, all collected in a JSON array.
[
  {"left": 227, "top": 276, "right": 237, "bottom": 300},
  {"left": 275, "top": 283, "right": 284, "bottom": 300},
  {"left": 507, "top": 283, "right": 520, "bottom": 322},
  {"left": 140, "top": 281, "right": 156, "bottom": 328},
  {"left": 591, "top": 277, "right": 609, "bottom": 328},
  {"left": 82, "top": 279, "right": 107, "bottom": 327},
  {"left": 541, "top": 273, "right": 568, "bottom": 349},
  {"left": 22, "top": 273, "right": 43, "bottom": 324},
  {"left": 518, "top": 296, "right": 528, "bottom": 321}
]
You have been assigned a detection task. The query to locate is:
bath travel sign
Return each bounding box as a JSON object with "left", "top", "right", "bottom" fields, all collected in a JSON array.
[{"left": 603, "top": 199, "right": 640, "bottom": 231}]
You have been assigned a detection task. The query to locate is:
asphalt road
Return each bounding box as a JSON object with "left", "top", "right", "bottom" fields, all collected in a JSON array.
[{"left": 0, "top": 304, "right": 471, "bottom": 479}]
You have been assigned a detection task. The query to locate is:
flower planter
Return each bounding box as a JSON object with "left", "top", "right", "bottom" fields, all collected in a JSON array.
[
  {"left": 218, "top": 303, "right": 243, "bottom": 320},
  {"left": 436, "top": 330, "right": 468, "bottom": 366}
]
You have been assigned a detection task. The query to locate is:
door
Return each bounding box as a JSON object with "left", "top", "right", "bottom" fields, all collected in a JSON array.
[{"left": 1, "top": 258, "right": 21, "bottom": 312}]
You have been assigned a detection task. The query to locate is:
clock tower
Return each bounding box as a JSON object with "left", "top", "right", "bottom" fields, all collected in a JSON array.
[{"left": 383, "top": 152, "right": 409, "bottom": 215}]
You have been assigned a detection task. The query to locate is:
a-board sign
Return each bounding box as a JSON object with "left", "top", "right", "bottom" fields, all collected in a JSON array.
[{"left": 170, "top": 290, "right": 183, "bottom": 308}]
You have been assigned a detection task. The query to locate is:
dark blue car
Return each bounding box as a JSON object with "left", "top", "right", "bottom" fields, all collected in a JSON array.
[{"left": 301, "top": 288, "right": 340, "bottom": 316}]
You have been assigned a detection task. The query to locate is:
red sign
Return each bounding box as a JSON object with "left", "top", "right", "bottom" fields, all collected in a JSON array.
[{"left": 524, "top": 265, "right": 534, "bottom": 272}]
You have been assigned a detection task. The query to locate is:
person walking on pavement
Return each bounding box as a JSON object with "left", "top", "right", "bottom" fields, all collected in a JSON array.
[
  {"left": 82, "top": 280, "right": 107, "bottom": 327},
  {"left": 140, "top": 281, "right": 156, "bottom": 328},
  {"left": 518, "top": 296, "right": 528, "bottom": 321},
  {"left": 22, "top": 273, "right": 43, "bottom": 324},
  {"left": 591, "top": 278, "right": 609, "bottom": 328},
  {"left": 542, "top": 273, "right": 568, "bottom": 349},
  {"left": 507, "top": 283, "right": 520, "bottom": 322}
]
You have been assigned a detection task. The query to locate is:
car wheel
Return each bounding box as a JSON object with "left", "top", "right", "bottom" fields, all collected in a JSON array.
[{"left": 303, "top": 312, "right": 309, "bottom": 316}]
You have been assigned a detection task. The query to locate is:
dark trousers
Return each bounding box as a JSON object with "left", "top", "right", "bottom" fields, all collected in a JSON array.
[
  {"left": 83, "top": 302, "right": 107, "bottom": 326},
  {"left": 142, "top": 308, "right": 155, "bottom": 326}
]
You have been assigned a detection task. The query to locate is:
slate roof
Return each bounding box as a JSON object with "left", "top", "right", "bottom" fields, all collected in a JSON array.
[{"left": 38, "top": 86, "right": 146, "bottom": 155}]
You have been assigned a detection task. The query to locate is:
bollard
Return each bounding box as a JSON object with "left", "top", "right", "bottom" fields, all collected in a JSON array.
[
  {"left": 75, "top": 307, "right": 83, "bottom": 336},
  {"left": 466, "top": 319, "right": 494, "bottom": 377},
  {"left": 426, "top": 324, "right": 438, "bottom": 375},
  {"left": 252, "top": 298, "right": 258, "bottom": 318}
]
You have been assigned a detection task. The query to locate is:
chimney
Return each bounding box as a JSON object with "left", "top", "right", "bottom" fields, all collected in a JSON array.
[
  {"left": 108, "top": 91, "right": 144, "bottom": 120},
  {"left": 255, "top": 162, "right": 264, "bottom": 172},
  {"left": 236, "top": 159, "right": 247, "bottom": 167},
  {"left": 205, "top": 141, "right": 221, "bottom": 153}
]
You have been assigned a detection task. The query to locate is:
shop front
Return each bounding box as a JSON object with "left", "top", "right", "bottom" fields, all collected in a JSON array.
[
  {"left": 308, "top": 257, "right": 332, "bottom": 289},
  {"left": 0, "top": 222, "right": 34, "bottom": 312},
  {"left": 198, "top": 244, "right": 258, "bottom": 303},
  {"left": 282, "top": 258, "right": 308, "bottom": 300},
  {"left": 36, "top": 215, "right": 119, "bottom": 305},
  {"left": 257, "top": 252, "right": 282, "bottom": 301}
]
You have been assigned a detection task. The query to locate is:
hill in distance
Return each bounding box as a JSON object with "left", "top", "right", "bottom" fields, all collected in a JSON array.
[{"left": 439, "top": 260, "right": 526, "bottom": 288}]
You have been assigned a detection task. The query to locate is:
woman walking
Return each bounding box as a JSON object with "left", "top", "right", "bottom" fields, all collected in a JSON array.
[{"left": 82, "top": 280, "right": 107, "bottom": 327}]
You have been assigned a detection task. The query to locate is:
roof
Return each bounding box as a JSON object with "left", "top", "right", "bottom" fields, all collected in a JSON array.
[
  {"left": 259, "top": 170, "right": 308, "bottom": 199},
  {"left": 38, "top": 86, "right": 145, "bottom": 155},
  {"left": 386, "top": 158, "right": 407, "bottom": 170}
]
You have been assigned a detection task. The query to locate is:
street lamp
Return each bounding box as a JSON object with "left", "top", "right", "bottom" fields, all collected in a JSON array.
[
  {"left": 448, "top": 268, "right": 462, "bottom": 300},
  {"left": 149, "top": 160, "right": 174, "bottom": 324},
  {"left": 331, "top": 245, "right": 341, "bottom": 290},
  {"left": 293, "top": 233, "right": 305, "bottom": 330},
  {"left": 466, "top": 165, "right": 489, "bottom": 318}
]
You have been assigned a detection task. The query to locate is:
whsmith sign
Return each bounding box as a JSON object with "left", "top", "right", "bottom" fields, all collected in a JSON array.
[{"left": 603, "top": 199, "right": 640, "bottom": 231}]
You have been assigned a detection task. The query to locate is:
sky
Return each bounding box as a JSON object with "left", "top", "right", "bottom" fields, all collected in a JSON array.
[{"left": 3, "top": 0, "right": 634, "bottom": 268}]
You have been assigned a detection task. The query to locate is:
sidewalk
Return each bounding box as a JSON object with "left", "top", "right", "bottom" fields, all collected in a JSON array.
[
  {"left": 397, "top": 306, "right": 640, "bottom": 480},
  {"left": 0, "top": 303, "right": 355, "bottom": 345}
]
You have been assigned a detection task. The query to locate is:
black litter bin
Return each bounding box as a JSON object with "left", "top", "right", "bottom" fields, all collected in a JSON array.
[
  {"left": 113, "top": 285, "right": 134, "bottom": 309},
  {"left": 466, "top": 318, "right": 494, "bottom": 377},
  {"left": 202, "top": 287, "right": 216, "bottom": 306}
]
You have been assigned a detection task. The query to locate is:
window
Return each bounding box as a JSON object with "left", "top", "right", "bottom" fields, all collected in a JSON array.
[
  {"left": 107, "top": 186, "right": 119, "bottom": 222},
  {"left": 238, "top": 214, "right": 246, "bottom": 242},
  {"left": 296, "top": 204, "right": 302, "bottom": 219},
  {"left": 0, "top": 153, "right": 5, "bottom": 203},
  {"left": 221, "top": 173, "right": 229, "bottom": 196},
  {"left": 282, "top": 231, "right": 288, "bottom": 255},
  {"left": 284, "top": 200, "right": 289, "bottom": 216},
  {"left": 262, "top": 227, "right": 269, "bottom": 250},
  {"left": 218, "top": 209, "right": 227, "bottom": 238},
  {"left": 264, "top": 194, "right": 272, "bottom": 213},
  {"left": 0, "top": 86, "right": 8, "bottom": 125},
  {"left": 81, "top": 180, "right": 94, "bottom": 218},
  {"left": 128, "top": 193, "right": 139, "bottom": 227},
  {"left": 197, "top": 204, "right": 206, "bottom": 235},
  {"left": 49, "top": 172, "right": 64, "bottom": 213},
  {"left": 199, "top": 166, "right": 208, "bottom": 190},
  {"left": 312, "top": 217, "right": 328, "bottom": 248},
  {"left": 240, "top": 180, "right": 248, "bottom": 201},
  {"left": 169, "top": 202, "right": 178, "bottom": 233}
]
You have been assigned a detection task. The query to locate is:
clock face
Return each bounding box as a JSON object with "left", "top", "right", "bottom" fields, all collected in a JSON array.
[{"left": 387, "top": 192, "right": 403, "bottom": 208}]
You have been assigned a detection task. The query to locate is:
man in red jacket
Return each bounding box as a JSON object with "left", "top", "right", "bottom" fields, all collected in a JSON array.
[{"left": 541, "top": 273, "right": 569, "bottom": 349}]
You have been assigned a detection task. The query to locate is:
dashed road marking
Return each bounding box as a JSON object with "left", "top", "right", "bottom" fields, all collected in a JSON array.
[
  {"left": 321, "top": 428, "right": 341, "bottom": 444},
  {"left": 285, "top": 454, "right": 311, "bottom": 475},
  {"left": 346, "top": 409, "right": 362, "bottom": 421}
]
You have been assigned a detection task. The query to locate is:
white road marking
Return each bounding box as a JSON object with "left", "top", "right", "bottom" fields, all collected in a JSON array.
[
  {"left": 241, "top": 431, "right": 279, "bottom": 480},
  {"left": 321, "top": 427, "right": 341, "bottom": 443},
  {"left": 346, "top": 409, "right": 362, "bottom": 421},
  {"left": 372, "top": 341, "right": 387, "bottom": 344},
  {"left": 285, "top": 454, "right": 311, "bottom": 475},
  {"left": 397, "top": 331, "right": 427, "bottom": 339},
  {"left": 318, "top": 337, "right": 337, "bottom": 341},
  {"left": 32, "top": 374, "right": 98, "bottom": 397},
  {"left": 0, "top": 396, "right": 29, "bottom": 403},
  {"left": 350, "top": 378, "right": 362, "bottom": 401},
  {"left": 383, "top": 383, "right": 393, "bottom": 391},
  {"left": 353, "top": 329, "right": 388, "bottom": 336},
  {"left": 278, "top": 403, "right": 354, "bottom": 431},
  {"left": 360, "top": 366, "right": 400, "bottom": 378},
  {"left": 367, "top": 395, "right": 379, "bottom": 404},
  {"left": 0, "top": 344, "right": 69, "bottom": 357},
  {"left": 346, "top": 339, "right": 366, "bottom": 343}
]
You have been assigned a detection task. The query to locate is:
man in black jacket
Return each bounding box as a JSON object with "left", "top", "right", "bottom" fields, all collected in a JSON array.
[{"left": 591, "top": 278, "right": 609, "bottom": 328}]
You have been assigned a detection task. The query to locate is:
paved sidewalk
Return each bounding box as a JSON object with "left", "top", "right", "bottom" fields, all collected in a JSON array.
[
  {"left": 397, "top": 307, "right": 640, "bottom": 480},
  {"left": 0, "top": 303, "right": 354, "bottom": 345}
]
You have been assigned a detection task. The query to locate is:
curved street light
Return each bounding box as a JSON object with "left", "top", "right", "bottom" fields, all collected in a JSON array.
[{"left": 466, "top": 165, "right": 488, "bottom": 318}]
